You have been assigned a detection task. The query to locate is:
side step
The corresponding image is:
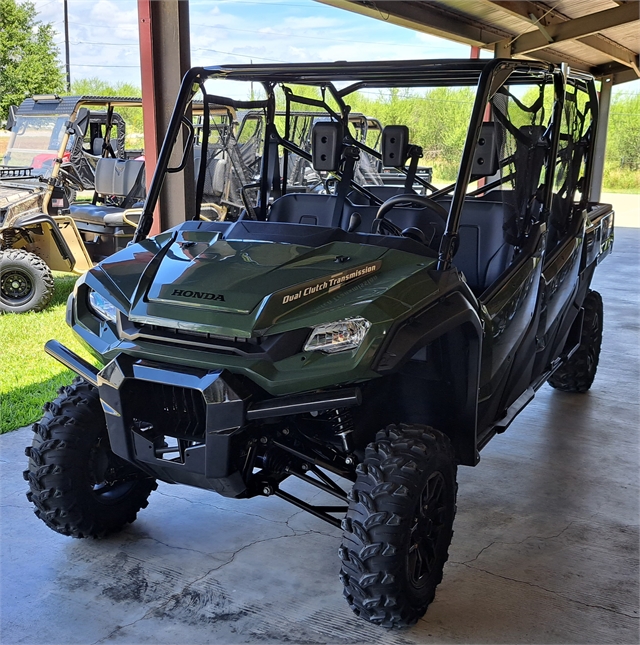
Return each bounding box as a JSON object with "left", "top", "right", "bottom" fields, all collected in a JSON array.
[
  {"left": 493, "top": 387, "right": 535, "bottom": 433},
  {"left": 476, "top": 318, "right": 585, "bottom": 454},
  {"left": 477, "top": 387, "right": 535, "bottom": 452}
]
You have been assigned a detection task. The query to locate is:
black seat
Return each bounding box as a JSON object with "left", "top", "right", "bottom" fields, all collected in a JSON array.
[
  {"left": 194, "top": 144, "right": 227, "bottom": 199},
  {"left": 436, "top": 196, "right": 515, "bottom": 293},
  {"left": 70, "top": 158, "right": 144, "bottom": 228}
]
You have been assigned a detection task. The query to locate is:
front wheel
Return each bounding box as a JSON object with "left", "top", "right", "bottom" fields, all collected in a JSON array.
[
  {"left": 340, "top": 425, "right": 457, "bottom": 627},
  {"left": 0, "top": 249, "right": 54, "bottom": 313},
  {"left": 24, "top": 378, "right": 157, "bottom": 538},
  {"left": 548, "top": 289, "right": 603, "bottom": 393}
]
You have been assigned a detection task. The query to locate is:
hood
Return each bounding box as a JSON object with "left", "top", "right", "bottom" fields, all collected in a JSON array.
[
  {"left": 146, "top": 235, "right": 385, "bottom": 315},
  {"left": 0, "top": 180, "right": 45, "bottom": 226},
  {"left": 88, "top": 228, "right": 416, "bottom": 336},
  {"left": 91, "top": 223, "right": 439, "bottom": 338}
]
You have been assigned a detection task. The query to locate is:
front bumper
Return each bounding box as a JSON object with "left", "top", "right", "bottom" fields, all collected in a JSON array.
[
  {"left": 44, "top": 341, "right": 361, "bottom": 498},
  {"left": 98, "top": 353, "right": 249, "bottom": 497}
]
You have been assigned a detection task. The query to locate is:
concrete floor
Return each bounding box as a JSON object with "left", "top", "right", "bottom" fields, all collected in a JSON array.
[{"left": 1, "top": 228, "right": 638, "bottom": 645}]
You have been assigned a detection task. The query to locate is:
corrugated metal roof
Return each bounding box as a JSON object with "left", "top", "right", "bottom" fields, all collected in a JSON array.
[{"left": 317, "top": 0, "right": 640, "bottom": 84}]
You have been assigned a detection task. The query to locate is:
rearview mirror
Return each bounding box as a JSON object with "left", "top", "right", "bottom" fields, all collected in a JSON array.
[
  {"left": 311, "top": 122, "right": 343, "bottom": 172},
  {"left": 381, "top": 125, "right": 409, "bottom": 168},
  {"left": 72, "top": 108, "right": 91, "bottom": 138}
]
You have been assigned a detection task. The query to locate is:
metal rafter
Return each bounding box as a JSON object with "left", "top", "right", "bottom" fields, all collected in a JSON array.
[
  {"left": 505, "top": 3, "right": 639, "bottom": 56},
  {"left": 488, "top": 0, "right": 639, "bottom": 76}
]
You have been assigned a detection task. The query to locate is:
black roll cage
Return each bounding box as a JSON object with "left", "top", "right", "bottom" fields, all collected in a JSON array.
[{"left": 133, "top": 58, "right": 598, "bottom": 270}]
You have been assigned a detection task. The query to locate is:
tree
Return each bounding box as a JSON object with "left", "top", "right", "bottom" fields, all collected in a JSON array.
[
  {"left": 608, "top": 91, "right": 640, "bottom": 171},
  {"left": 0, "top": 0, "right": 64, "bottom": 122},
  {"left": 70, "top": 77, "right": 144, "bottom": 143},
  {"left": 70, "top": 77, "right": 140, "bottom": 99}
]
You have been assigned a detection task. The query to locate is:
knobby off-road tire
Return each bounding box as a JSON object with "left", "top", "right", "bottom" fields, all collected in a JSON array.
[
  {"left": 340, "top": 425, "right": 457, "bottom": 627},
  {"left": 0, "top": 249, "right": 54, "bottom": 313},
  {"left": 24, "top": 378, "right": 157, "bottom": 538},
  {"left": 548, "top": 289, "right": 603, "bottom": 393}
]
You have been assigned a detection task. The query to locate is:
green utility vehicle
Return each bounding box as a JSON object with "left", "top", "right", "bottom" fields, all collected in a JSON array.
[
  {"left": 0, "top": 95, "right": 146, "bottom": 313},
  {"left": 25, "top": 59, "right": 613, "bottom": 627}
]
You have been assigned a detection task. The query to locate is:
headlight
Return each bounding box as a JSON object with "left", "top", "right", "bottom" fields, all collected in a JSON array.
[
  {"left": 303, "top": 317, "right": 371, "bottom": 354},
  {"left": 88, "top": 289, "right": 117, "bottom": 323}
]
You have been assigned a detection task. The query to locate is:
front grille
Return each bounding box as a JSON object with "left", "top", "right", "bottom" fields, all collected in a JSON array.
[
  {"left": 139, "top": 323, "right": 264, "bottom": 357},
  {"left": 119, "top": 315, "right": 309, "bottom": 362},
  {"left": 121, "top": 379, "right": 206, "bottom": 442}
]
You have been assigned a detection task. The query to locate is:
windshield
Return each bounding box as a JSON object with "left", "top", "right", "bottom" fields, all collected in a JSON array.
[
  {"left": 2, "top": 114, "right": 73, "bottom": 176},
  {"left": 189, "top": 77, "right": 487, "bottom": 222}
]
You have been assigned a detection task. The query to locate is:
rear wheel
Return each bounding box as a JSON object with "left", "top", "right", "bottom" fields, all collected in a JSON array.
[
  {"left": 24, "top": 378, "right": 157, "bottom": 538},
  {"left": 548, "top": 289, "right": 603, "bottom": 393},
  {"left": 340, "top": 424, "right": 457, "bottom": 627},
  {"left": 0, "top": 249, "right": 54, "bottom": 313}
]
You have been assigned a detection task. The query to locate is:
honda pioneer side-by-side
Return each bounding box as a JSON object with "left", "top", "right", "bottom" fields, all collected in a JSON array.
[{"left": 25, "top": 59, "right": 613, "bottom": 627}]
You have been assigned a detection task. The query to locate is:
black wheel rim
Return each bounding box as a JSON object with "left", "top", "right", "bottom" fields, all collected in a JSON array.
[
  {"left": 1, "top": 270, "right": 34, "bottom": 306},
  {"left": 89, "top": 438, "right": 138, "bottom": 504},
  {"left": 408, "top": 471, "right": 448, "bottom": 588}
]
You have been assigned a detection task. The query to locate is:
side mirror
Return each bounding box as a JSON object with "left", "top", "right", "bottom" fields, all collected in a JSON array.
[
  {"left": 382, "top": 125, "right": 409, "bottom": 167},
  {"left": 72, "top": 108, "right": 91, "bottom": 138},
  {"left": 472, "top": 123, "right": 498, "bottom": 176},
  {"left": 6, "top": 105, "right": 17, "bottom": 131},
  {"left": 311, "top": 122, "right": 343, "bottom": 172}
]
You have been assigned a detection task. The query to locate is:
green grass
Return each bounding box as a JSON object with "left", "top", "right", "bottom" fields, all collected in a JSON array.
[
  {"left": 0, "top": 273, "right": 98, "bottom": 433},
  {"left": 602, "top": 166, "right": 640, "bottom": 193}
]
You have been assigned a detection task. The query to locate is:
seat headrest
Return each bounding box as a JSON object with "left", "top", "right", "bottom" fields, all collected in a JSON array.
[
  {"left": 92, "top": 137, "right": 104, "bottom": 156},
  {"left": 95, "top": 158, "right": 144, "bottom": 197},
  {"left": 311, "top": 121, "right": 343, "bottom": 172}
]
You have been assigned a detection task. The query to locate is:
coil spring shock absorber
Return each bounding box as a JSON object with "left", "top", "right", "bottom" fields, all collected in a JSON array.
[
  {"left": 326, "top": 408, "right": 355, "bottom": 453},
  {"left": 1, "top": 228, "right": 20, "bottom": 250}
]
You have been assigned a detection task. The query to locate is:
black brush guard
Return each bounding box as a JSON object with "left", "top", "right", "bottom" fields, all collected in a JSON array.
[{"left": 44, "top": 341, "right": 360, "bottom": 512}]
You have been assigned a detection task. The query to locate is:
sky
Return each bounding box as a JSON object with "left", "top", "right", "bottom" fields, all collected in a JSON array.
[
  {"left": 31, "top": 0, "right": 638, "bottom": 96},
  {"left": 31, "top": 0, "right": 474, "bottom": 89}
]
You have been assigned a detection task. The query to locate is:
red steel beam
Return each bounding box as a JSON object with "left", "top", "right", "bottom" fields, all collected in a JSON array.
[{"left": 138, "top": 0, "right": 160, "bottom": 236}]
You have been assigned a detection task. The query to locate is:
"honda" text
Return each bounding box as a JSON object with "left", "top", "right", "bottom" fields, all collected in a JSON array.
[{"left": 171, "top": 289, "right": 225, "bottom": 301}]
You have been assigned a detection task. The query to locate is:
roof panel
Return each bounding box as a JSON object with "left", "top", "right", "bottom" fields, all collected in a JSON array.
[
  {"left": 552, "top": 0, "right": 622, "bottom": 19},
  {"left": 317, "top": 0, "right": 640, "bottom": 83}
]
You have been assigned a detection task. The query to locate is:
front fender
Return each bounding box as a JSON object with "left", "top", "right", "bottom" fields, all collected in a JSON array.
[{"left": 374, "top": 289, "right": 483, "bottom": 466}]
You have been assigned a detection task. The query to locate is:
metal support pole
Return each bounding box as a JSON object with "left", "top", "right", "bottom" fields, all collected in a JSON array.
[
  {"left": 590, "top": 76, "right": 613, "bottom": 203},
  {"left": 138, "top": 0, "right": 193, "bottom": 234},
  {"left": 494, "top": 39, "right": 511, "bottom": 59},
  {"left": 63, "top": 0, "right": 71, "bottom": 92},
  {"left": 472, "top": 45, "right": 492, "bottom": 191}
]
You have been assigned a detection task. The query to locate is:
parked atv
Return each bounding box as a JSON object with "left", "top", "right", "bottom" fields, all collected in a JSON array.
[
  {"left": 0, "top": 100, "right": 274, "bottom": 312},
  {"left": 25, "top": 59, "right": 613, "bottom": 627},
  {"left": 0, "top": 95, "right": 145, "bottom": 313}
]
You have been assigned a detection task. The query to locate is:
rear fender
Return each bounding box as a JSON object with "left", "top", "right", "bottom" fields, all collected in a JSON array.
[{"left": 11, "top": 213, "right": 76, "bottom": 272}]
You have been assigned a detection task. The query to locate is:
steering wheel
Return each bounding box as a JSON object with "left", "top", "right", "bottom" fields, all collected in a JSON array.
[{"left": 371, "top": 194, "right": 449, "bottom": 243}]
